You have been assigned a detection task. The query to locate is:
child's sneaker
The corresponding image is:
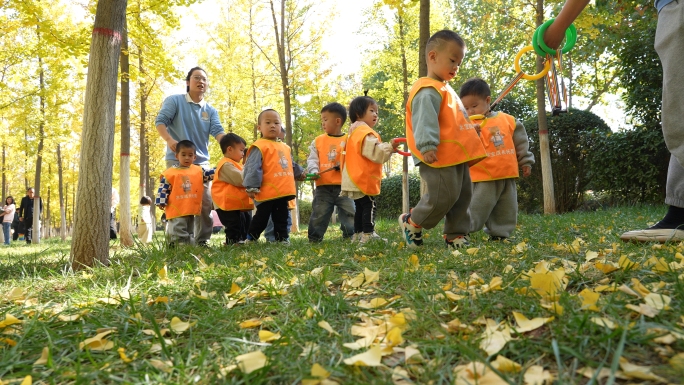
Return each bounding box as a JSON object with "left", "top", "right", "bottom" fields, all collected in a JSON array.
[
  {"left": 445, "top": 235, "right": 470, "bottom": 249},
  {"left": 359, "top": 232, "right": 387, "bottom": 244},
  {"left": 399, "top": 213, "right": 423, "bottom": 249}
]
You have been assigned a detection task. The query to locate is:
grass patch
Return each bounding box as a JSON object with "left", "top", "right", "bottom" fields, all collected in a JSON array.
[{"left": 0, "top": 204, "right": 682, "bottom": 384}]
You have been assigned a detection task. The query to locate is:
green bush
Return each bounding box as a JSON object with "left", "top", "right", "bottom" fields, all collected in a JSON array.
[
  {"left": 588, "top": 126, "right": 668, "bottom": 204},
  {"left": 519, "top": 109, "right": 612, "bottom": 213},
  {"left": 298, "top": 199, "right": 313, "bottom": 226},
  {"left": 375, "top": 173, "right": 422, "bottom": 219}
]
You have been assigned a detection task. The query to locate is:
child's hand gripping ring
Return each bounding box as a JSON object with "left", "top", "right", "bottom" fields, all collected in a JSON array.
[{"left": 392, "top": 138, "right": 411, "bottom": 157}]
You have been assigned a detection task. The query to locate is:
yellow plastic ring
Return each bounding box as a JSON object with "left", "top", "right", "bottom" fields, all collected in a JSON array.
[
  {"left": 468, "top": 114, "right": 486, "bottom": 121},
  {"left": 514, "top": 45, "right": 551, "bottom": 81}
]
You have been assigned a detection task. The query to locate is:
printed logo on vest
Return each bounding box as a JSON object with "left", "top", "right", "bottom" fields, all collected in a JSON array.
[
  {"left": 327, "top": 145, "right": 338, "bottom": 162},
  {"left": 278, "top": 150, "right": 289, "bottom": 170},
  {"left": 181, "top": 176, "right": 192, "bottom": 193},
  {"left": 489, "top": 126, "right": 505, "bottom": 149}
]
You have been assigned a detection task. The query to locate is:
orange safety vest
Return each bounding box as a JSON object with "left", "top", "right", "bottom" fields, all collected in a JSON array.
[
  {"left": 406, "top": 77, "right": 486, "bottom": 168},
  {"left": 211, "top": 157, "right": 254, "bottom": 211},
  {"left": 469, "top": 112, "right": 521, "bottom": 182},
  {"left": 162, "top": 165, "right": 204, "bottom": 220},
  {"left": 247, "top": 138, "right": 296, "bottom": 202},
  {"left": 313, "top": 134, "right": 345, "bottom": 186},
  {"left": 342, "top": 125, "right": 383, "bottom": 196}
]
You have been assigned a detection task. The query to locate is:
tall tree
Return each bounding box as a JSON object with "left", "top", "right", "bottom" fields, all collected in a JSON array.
[
  {"left": 535, "top": 0, "right": 555, "bottom": 214},
  {"left": 71, "top": 0, "right": 128, "bottom": 269},
  {"left": 119, "top": 17, "right": 134, "bottom": 247}
]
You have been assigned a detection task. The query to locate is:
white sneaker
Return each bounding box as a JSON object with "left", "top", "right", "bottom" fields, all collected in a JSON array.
[
  {"left": 350, "top": 233, "right": 361, "bottom": 242},
  {"left": 399, "top": 213, "right": 423, "bottom": 249},
  {"left": 359, "top": 232, "right": 387, "bottom": 244}
]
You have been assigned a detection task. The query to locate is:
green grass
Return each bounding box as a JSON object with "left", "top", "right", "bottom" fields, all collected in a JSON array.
[{"left": 0, "top": 205, "right": 682, "bottom": 384}]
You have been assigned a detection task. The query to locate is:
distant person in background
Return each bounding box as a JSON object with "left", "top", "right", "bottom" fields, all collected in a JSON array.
[
  {"left": 211, "top": 210, "right": 223, "bottom": 234},
  {"left": 2, "top": 196, "right": 15, "bottom": 245},
  {"left": 155, "top": 66, "right": 226, "bottom": 247},
  {"left": 137, "top": 196, "right": 153, "bottom": 244},
  {"left": 18, "top": 187, "right": 42, "bottom": 245},
  {"left": 11, "top": 211, "right": 21, "bottom": 241},
  {"left": 110, "top": 187, "right": 119, "bottom": 240}
]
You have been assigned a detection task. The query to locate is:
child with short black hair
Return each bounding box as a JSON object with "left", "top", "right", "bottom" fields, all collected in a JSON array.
[
  {"left": 137, "top": 195, "right": 153, "bottom": 244},
  {"left": 399, "top": 30, "right": 487, "bottom": 250},
  {"left": 306, "top": 102, "right": 356, "bottom": 242},
  {"left": 341, "top": 96, "right": 399, "bottom": 244},
  {"left": 156, "top": 140, "right": 215, "bottom": 246},
  {"left": 212, "top": 133, "right": 253, "bottom": 245},
  {"left": 459, "top": 78, "right": 534, "bottom": 240},
  {"left": 243, "top": 110, "right": 304, "bottom": 244}
]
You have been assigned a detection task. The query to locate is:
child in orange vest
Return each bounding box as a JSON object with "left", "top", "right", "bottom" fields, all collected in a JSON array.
[
  {"left": 306, "top": 102, "right": 356, "bottom": 242},
  {"left": 341, "top": 96, "right": 399, "bottom": 244},
  {"left": 459, "top": 78, "right": 534, "bottom": 240},
  {"left": 156, "top": 140, "right": 215, "bottom": 246},
  {"left": 399, "top": 30, "right": 487, "bottom": 250},
  {"left": 243, "top": 109, "right": 304, "bottom": 244},
  {"left": 212, "top": 133, "right": 254, "bottom": 245}
]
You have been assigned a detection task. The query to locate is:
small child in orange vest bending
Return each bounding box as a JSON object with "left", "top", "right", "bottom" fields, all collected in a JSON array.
[
  {"left": 459, "top": 78, "right": 534, "bottom": 241},
  {"left": 156, "top": 140, "right": 215, "bottom": 246},
  {"left": 243, "top": 109, "right": 305, "bottom": 244},
  {"left": 211, "top": 133, "right": 254, "bottom": 245},
  {"left": 341, "top": 95, "right": 400, "bottom": 244},
  {"left": 306, "top": 102, "right": 356, "bottom": 242},
  {"left": 399, "top": 30, "right": 487, "bottom": 250}
]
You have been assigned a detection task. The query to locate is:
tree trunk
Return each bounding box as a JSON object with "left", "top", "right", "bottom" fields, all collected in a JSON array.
[
  {"left": 249, "top": 2, "right": 259, "bottom": 142},
  {"left": 70, "top": 0, "right": 128, "bottom": 270},
  {"left": 398, "top": 12, "right": 410, "bottom": 214},
  {"left": 119, "top": 19, "right": 133, "bottom": 247},
  {"left": 47, "top": 163, "right": 51, "bottom": 239},
  {"left": 419, "top": 0, "right": 430, "bottom": 197},
  {"left": 57, "top": 144, "right": 66, "bottom": 241},
  {"left": 2, "top": 144, "right": 6, "bottom": 202},
  {"left": 33, "top": 49, "right": 46, "bottom": 245},
  {"left": 536, "top": 0, "right": 556, "bottom": 214}
]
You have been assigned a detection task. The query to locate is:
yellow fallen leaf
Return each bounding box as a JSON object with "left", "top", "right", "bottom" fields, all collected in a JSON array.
[
  {"left": 524, "top": 365, "right": 553, "bottom": 385},
  {"left": 33, "top": 347, "right": 49, "bottom": 366},
  {"left": 585, "top": 250, "right": 599, "bottom": 262},
  {"left": 343, "top": 345, "right": 383, "bottom": 366},
  {"left": 235, "top": 350, "right": 268, "bottom": 374},
  {"left": 479, "top": 323, "right": 512, "bottom": 356},
  {"left": 79, "top": 330, "right": 114, "bottom": 350},
  {"left": 512, "top": 312, "right": 554, "bottom": 333},
  {"left": 228, "top": 283, "right": 241, "bottom": 295},
  {"left": 318, "top": 320, "right": 340, "bottom": 336},
  {"left": 362, "top": 268, "right": 380, "bottom": 287},
  {"left": 485, "top": 276, "right": 503, "bottom": 292},
  {"left": 649, "top": 257, "right": 671, "bottom": 273},
  {"left": 0, "top": 313, "right": 22, "bottom": 328},
  {"left": 444, "top": 291, "right": 466, "bottom": 301},
  {"left": 670, "top": 353, "right": 684, "bottom": 369},
  {"left": 492, "top": 355, "right": 521, "bottom": 373},
  {"left": 625, "top": 303, "right": 659, "bottom": 318},
  {"left": 142, "top": 328, "right": 170, "bottom": 336},
  {"left": 169, "top": 317, "right": 194, "bottom": 333},
  {"left": 408, "top": 254, "right": 420, "bottom": 270},
  {"left": 540, "top": 299, "right": 564, "bottom": 315},
  {"left": 391, "top": 365, "right": 412, "bottom": 385},
  {"left": 97, "top": 297, "right": 121, "bottom": 305},
  {"left": 147, "top": 296, "right": 169, "bottom": 305},
  {"left": 149, "top": 359, "right": 173, "bottom": 373},
  {"left": 20, "top": 375, "right": 32, "bottom": 385},
  {"left": 578, "top": 288, "right": 600, "bottom": 311},
  {"left": 118, "top": 347, "right": 137, "bottom": 363},
  {"left": 595, "top": 260, "right": 619, "bottom": 274},
  {"left": 404, "top": 345, "right": 424, "bottom": 364},
  {"left": 618, "top": 255, "right": 639, "bottom": 270},
  {"left": 258, "top": 330, "right": 281, "bottom": 342},
  {"left": 454, "top": 362, "right": 509, "bottom": 385},
  {"left": 466, "top": 247, "right": 479, "bottom": 255},
  {"left": 590, "top": 317, "right": 616, "bottom": 329},
  {"left": 576, "top": 366, "right": 614, "bottom": 380},
  {"left": 57, "top": 314, "right": 81, "bottom": 322},
  {"left": 385, "top": 327, "right": 404, "bottom": 347},
  {"left": 529, "top": 272, "right": 563, "bottom": 300},
  {"left": 239, "top": 318, "right": 262, "bottom": 329},
  {"left": 302, "top": 363, "right": 332, "bottom": 385},
  {"left": 357, "top": 297, "right": 388, "bottom": 309},
  {"left": 619, "top": 357, "right": 667, "bottom": 382},
  {"left": 1, "top": 337, "right": 17, "bottom": 346},
  {"left": 643, "top": 293, "right": 671, "bottom": 310},
  {"left": 158, "top": 265, "right": 174, "bottom": 284},
  {"left": 6, "top": 287, "right": 25, "bottom": 301},
  {"left": 513, "top": 242, "right": 527, "bottom": 254}
]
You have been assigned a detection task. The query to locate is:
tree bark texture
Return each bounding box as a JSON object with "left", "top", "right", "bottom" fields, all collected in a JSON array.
[
  {"left": 71, "top": 0, "right": 128, "bottom": 270},
  {"left": 535, "top": 0, "right": 556, "bottom": 214},
  {"left": 57, "top": 144, "right": 67, "bottom": 241},
  {"left": 418, "top": 0, "right": 430, "bottom": 197},
  {"left": 119, "top": 20, "right": 133, "bottom": 247},
  {"left": 33, "top": 50, "right": 45, "bottom": 244}
]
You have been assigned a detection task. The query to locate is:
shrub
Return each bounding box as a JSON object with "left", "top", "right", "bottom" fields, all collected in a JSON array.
[
  {"left": 588, "top": 126, "right": 668, "bottom": 204},
  {"left": 297, "top": 199, "right": 313, "bottom": 226},
  {"left": 519, "top": 108, "right": 612, "bottom": 213},
  {"left": 375, "top": 173, "right": 422, "bottom": 219}
]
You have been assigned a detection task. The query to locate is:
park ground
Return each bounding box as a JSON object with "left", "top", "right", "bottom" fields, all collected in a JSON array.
[{"left": 0, "top": 205, "right": 682, "bottom": 384}]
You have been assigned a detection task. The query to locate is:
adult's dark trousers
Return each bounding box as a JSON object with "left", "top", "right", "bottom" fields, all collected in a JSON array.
[
  {"left": 248, "top": 197, "right": 289, "bottom": 242},
  {"left": 216, "top": 209, "right": 252, "bottom": 244},
  {"left": 353, "top": 195, "right": 377, "bottom": 234},
  {"left": 24, "top": 214, "right": 34, "bottom": 244}
]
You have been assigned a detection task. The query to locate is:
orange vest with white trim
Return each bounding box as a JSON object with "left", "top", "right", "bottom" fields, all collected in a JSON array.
[
  {"left": 469, "top": 112, "right": 521, "bottom": 182},
  {"left": 247, "top": 138, "right": 296, "bottom": 202},
  {"left": 211, "top": 158, "right": 254, "bottom": 211},
  {"left": 313, "top": 134, "right": 345, "bottom": 186},
  {"left": 406, "top": 77, "right": 486, "bottom": 168},
  {"left": 162, "top": 165, "right": 204, "bottom": 219},
  {"left": 343, "top": 125, "right": 383, "bottom": 196}
]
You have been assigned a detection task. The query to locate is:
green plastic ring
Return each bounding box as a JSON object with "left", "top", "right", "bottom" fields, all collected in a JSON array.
[
  {"left": 531, "top": 28, "right": 547, "bottom": 57},
  {"left": 534, "top": 18, "right": 577, "bottom": 56}
]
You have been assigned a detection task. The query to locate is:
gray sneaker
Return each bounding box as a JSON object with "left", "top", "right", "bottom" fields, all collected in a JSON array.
[
  {"left": 620, "top": 228, "right": 684, "bottom": 243},
  {"left": 359, "top": 232, "right": 387, "bottom": 244}
]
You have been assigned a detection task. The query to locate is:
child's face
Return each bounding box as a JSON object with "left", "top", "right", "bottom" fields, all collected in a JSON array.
[
  {"left": 358, "top": 103, "right": 379, "bottom": 128},
  {"left": 225, "top": 142, "right": 246, "bottom": 162},
  {"left": 321, "top": 111, "right": 343, "bottom": 135},
  {"left": 175, "top": 147, "right": 197, "bottom": 167},
  {"left": 428, "top": 40, "right": 465, "bottom": 82},
  {"left": 258, "top": 111, "right": 282, "bottom": 140},
  {"left": 460, "top": 95, "right": 491, "bottom": 116}
]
